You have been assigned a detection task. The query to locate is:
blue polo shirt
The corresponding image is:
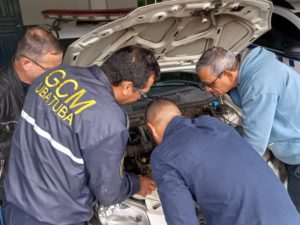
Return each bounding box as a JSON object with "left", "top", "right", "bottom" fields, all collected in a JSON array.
[
  {"left": 151, "top": 115, "right": 299, "bottom": 225},
  {"left": 229, "top": 47, "right": 300, "bottom": 164}
]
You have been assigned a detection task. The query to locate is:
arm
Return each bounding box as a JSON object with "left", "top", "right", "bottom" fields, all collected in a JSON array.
[
  {"left": 82, "top": 129, "right": 139, "bottom": 206},
  {"left": 152, "top": 157, "right": 199, "bottom": 225},
  {"left": 241, "top": 93, "right": 278, "bottom": 155}
]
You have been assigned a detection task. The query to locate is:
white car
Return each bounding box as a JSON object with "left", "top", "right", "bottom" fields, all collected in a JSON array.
[
  {"left": 63, "top": 0, "right": 273, "bottom": 224},
  {"left": 55, "top": 0, "right": 300, "bottom": 74}
]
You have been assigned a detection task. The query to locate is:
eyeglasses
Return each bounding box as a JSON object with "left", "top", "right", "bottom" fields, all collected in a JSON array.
[
  {"left": 201, "top": 71, "right": 224, "bottom": 88},
  {"left": 134, "top": 87, "right": 148, "bottom": 100},
  {"left": 20, "top": 54, "right": 49, "bottom": 71}
]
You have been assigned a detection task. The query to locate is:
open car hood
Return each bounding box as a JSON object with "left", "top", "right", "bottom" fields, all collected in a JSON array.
[{"left": 63, "top": 0, "right": 273, "bottom": 70}]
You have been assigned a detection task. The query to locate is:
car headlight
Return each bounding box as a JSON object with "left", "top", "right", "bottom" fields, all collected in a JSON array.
[{"left": 97, "top": 200, "right": 151, "bottom": 225}]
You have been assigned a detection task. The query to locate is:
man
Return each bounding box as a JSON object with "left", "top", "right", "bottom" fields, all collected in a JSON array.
[
  {"left": 196, "top": 46, "right": 300, "bottom": 212},
  {"left": 4, "top": 45, "right": 158, "bottom": 225},
  {"left": 0, "top": 26, "right": 63, "bottom": 202},
  {"left": 146, "top": 98, "right": 300, "bottom": 225}
]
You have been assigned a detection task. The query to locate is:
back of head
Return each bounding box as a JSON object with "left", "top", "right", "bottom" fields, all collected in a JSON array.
[
  {"left": 101, "top": 45, "right": 160, "bottom": 88},
  {"left": 145, "top": 98, "right": 181, "bottom": 127},
  {"left": 196, "top": 47, "right": 238, "bottom": 76},
  {"left": 14, "top": 26, "right": 64, "bottom": 61}
]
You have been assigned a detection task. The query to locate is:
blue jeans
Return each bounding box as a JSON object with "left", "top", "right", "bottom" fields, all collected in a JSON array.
[
  {"left": 286, "top": 164, "right": 300, "bottom": 213},
  {"left": 4, "top": 202, "right": 86, "bottom": 225}
]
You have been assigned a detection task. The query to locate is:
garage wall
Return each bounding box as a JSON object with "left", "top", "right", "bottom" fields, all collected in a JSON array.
[
  {"left": 19, "top": 0, "right": 137, "bottom": 25},
  {"left": 0, "top": 0, "right": 23, "bottom": 65}
]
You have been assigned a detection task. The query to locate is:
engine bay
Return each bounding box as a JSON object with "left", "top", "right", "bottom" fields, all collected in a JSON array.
[{"left": 124, "top": 83, "right": 242, "bottom": 178}]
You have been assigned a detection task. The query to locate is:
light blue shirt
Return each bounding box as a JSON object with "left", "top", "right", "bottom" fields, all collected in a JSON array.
[{"left": 230, "top": 47, "right": 300, "bottom": 164}]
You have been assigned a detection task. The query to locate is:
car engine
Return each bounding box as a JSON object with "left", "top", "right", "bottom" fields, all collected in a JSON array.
[{"left": 123, "top": 84, "right": 242, "bottom": 178}]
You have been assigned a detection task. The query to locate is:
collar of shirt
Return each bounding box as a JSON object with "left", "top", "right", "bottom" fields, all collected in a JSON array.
[
  {"left": 21, "top": 81, "right": 30, "bottom": 94},
  {"left": 163, "top": 115, "right": 185, "bottom": 139}
]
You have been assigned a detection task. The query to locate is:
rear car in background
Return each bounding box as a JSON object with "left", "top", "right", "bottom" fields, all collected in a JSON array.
[{"left": 252, "top": 0, "right": 300, "bottom": 73}]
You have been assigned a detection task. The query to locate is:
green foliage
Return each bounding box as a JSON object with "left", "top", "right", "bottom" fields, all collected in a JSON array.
[{"left": 138, "top": 0, "right": 163, "bottom": 7}]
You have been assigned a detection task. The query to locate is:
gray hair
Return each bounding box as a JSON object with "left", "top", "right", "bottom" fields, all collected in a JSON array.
[
  {"left": 15, "top": 26, "right": 63, "bottom": 61},
  {"left": 196, "top": 47, "right": 239, "bottom": 77}
]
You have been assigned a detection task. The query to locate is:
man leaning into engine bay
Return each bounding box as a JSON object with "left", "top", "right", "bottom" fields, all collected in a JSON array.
[
  {"left": 146, "top": 98, "right": 299, "bottom": 225},
  {"left": 196, "top": 46, "right": 300, "bottom": 213},
  {"left": 4, "top": 45, "right": 158, "bottom": 225}
]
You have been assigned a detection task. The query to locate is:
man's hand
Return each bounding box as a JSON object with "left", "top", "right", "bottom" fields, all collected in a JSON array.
[{"left": 136, "top": 176, "right": 157, "bottom": 197}]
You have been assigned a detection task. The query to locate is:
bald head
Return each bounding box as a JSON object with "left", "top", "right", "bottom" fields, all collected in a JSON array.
[
  {"left": 145, "top": 98, "right": 181, "bottom": 144},
  {"left": 146, "top": 98, "right": 181, "bottom": 125}
]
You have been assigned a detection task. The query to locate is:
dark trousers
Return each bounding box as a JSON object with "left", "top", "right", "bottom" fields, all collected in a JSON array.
[
  {"left": 286, "top": 164, "right": 300, "bottom": 213},
  {"left": 4, "top": 202, "right": 86, "bottom": 225}
]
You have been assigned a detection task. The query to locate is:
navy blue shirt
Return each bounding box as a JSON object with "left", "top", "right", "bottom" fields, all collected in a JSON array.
[{"left": 151, "top": 115, "right": 300, "bottom": 225}]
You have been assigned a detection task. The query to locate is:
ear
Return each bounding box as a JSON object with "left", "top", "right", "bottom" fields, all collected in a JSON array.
[
  {"left": 120, "top": 81, "right": 134, "bottom": 96},
  {"left": 19, "top": 57, "right": 32, "bottom": 71},
  {"left": 147, "top": 122, "right": 160, "bottom": 142},
  {"left": 223, "top": 70, "right": 234, "bottom": 82},
  {"left": 147, "top": 122, "right": 156, "bottom": 135}
]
